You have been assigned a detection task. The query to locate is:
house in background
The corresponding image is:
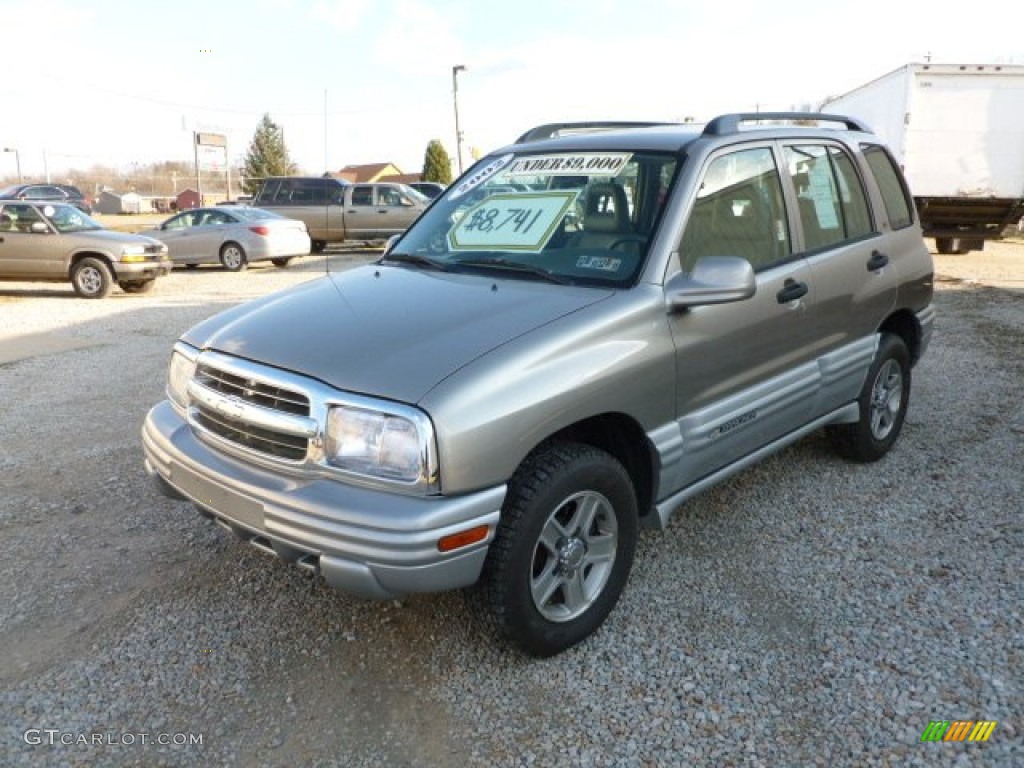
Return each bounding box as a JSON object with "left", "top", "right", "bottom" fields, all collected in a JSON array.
[
  {"left": 379, "top": 172, "right": 423, "bottom": 185},
  {"left": 333, "top": 162, "right": 404, "bottom": 183},
  {"left": 175, "top": 189, "right": 227, "bottom": 210},
  {"left": 96, "top": 190, "right": 146, "bottom": 214}
]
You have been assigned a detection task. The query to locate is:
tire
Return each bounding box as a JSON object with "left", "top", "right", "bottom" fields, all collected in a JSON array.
[
  {"left": 311, "top": 240, "right": 327, "bottom": 254},
  {"left": 271, "top": 257, "right": 293, "bottom": 268},
  {"left": 935, "top": 237, "right": 954, "bottom": 255},
  {"left": 219, "top": 242, "right": 247, "bottom": 271},
  {"left": 469, "top": 442, "right": 638, "bottom": 657},
  {"left": 71, "top": 257, "right": 113, "bottom": 299},
  {"left": 118, "top": 279, "right": 156, "bottom": 294},
  {"left": 827, "top": 333, "right": 911, "bottom": 462}
]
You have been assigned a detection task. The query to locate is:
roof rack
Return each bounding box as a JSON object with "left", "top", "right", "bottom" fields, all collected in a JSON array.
[
  {"left": 515, "top": 121, "right": 673, "bottom": 144},
  {"left": 702, "top": 112, "right": 871, "bottom": 136}
]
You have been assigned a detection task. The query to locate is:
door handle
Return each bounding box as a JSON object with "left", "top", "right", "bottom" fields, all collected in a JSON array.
[
  {"left": 776, "top": 279, "right": 808, "bottom": 304},
  {"left": 867, "top": 250, "right": 889, "bottom": 271}
]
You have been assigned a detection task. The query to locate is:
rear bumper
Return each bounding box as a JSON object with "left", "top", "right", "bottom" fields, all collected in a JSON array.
[{"left": 142, "top": 400, "right": 504, "bottom": 599}]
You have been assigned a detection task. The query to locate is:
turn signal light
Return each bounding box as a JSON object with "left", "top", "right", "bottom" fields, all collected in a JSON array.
[{"left": 437, "top": 525, "right": 489, "bottom": 552}]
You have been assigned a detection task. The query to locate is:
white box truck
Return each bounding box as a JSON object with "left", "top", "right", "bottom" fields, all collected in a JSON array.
[{"left": 823, "top": 62, "right": 1024, "bottom": 253}]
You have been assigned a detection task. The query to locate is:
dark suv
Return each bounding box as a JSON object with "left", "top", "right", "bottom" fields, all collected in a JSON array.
[{"left": 0, "top": 183, "right": 93, "bottom": 214}]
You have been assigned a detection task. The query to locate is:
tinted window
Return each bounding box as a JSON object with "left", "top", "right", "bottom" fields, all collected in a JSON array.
[
  {"left": 784, "top": 145, "right": 872, "bottom": 251},
  {"left": 26, "top": 186, "right": 64, "bottom": 200},
  {"left": 679, "top": 147, "right": 791, "bottom": 272},
  {"left": 862, "top": 145, "right": 914, "bottom": 229},
  {"left": 351, "top": 186, "right": 373, "bottom": 206},
  {"left": 256, "top": 179, "right": 280, "bottom": 202}
]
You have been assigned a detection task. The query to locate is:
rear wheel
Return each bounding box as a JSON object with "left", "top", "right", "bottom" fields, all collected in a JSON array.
[
  {"left": 219, "top": 242, "right": 247, "bottom": 271},
  {"left": 311, "top": 240, "right": 327, "bottom": 254},
  {"left": 827, "top": 333, "right": 911, "bottom": 462},
  {"left": 71, "top": 258, "right": 112, "bottom": 299},
  {"left": 271, "top": 257, "right": 293, "bottom": 268},
  {"left": 934, "top": 237, "right": 955, "bottom": 255},
  {"left": 469, "top": 442, "right": 638, "bottom": 657},
  {"left": 118, "top": 279, "right": 156, "bottom": 294}
]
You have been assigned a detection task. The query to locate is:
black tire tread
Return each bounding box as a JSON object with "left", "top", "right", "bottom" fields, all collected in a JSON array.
[
  {"left": 827, "top": 333, "right": 911, "bottom": 463},
  {"left": 468, "top": 441, "right": 637, "bottom": 657}
]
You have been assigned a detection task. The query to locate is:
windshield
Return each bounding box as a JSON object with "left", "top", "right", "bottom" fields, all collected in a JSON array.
[
  {"left": 43, "top": 204, "right": 103, "bottom": 232},
  {"left": 390, "top": 151, "right": 678, "bottom": 287}
]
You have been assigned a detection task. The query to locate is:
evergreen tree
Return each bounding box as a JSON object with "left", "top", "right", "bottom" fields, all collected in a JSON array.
[
  {"left": 241, "top": 114, "right": 295, "bottom": 194},
  {"left": 421, "top": 140, "right": 453, "bottom": 185}
]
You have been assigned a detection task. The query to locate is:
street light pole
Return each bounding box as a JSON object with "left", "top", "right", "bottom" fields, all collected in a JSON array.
[
  {"left": 452, "top": 64, "right": 466, "bottom": 175},
  {"left": 2, "top": 148, "right": 21, "bottom": 182}
]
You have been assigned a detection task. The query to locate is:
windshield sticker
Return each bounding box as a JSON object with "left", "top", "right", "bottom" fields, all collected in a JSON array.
[
  {"left": 575, "top": 255, "right": 622, "bottom": 272},
  {"left": 447, "top": 154, "right": 515, "bottom": 200},
  {"left": 505, "top": 153, "right": 632, "bottom": 178},
  {"left": 448, "top": 191, "right": 577, "bottom": 253}
]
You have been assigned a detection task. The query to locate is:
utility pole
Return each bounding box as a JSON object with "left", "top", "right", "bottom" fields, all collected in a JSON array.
[{"left": 452, "top": 65, "right": 467, "bottom": 175}]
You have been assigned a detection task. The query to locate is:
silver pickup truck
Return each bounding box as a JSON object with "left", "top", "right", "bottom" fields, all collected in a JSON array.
[
  {"left": 251, "top": 177, "right": 429, "bottom": 252},
  {"left": 144, "top": 113, "right": 934, "bottom": 656}
]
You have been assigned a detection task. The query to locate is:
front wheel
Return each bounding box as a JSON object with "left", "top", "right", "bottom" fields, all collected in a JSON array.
[
  {"left": 827, "top": 333, "right": 911, "bottom": 462},
  {"left": 219, "top": 242, "right": 247, "bottom": 271},
  {"left": 71, "top": 257, "right": 112, "bottom": 299},
  {"left": 470, "top": 442, "right": 638, "bottom": 657}
]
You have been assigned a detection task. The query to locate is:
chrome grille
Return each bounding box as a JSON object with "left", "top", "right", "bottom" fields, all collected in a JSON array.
[
  {"left": 192, "top": 363, "right": 311, "bottom": 461},
  {"left": 196, "top": 364, "right": 309, "bottom": 415}
]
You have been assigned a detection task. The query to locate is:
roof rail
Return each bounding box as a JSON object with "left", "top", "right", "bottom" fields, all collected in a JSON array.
[
  {"left": 515, "top": 121, "right": 672, "bottom": 144},
  {"left": 702, "top": 112, "right": 872, "bottom": 136}
]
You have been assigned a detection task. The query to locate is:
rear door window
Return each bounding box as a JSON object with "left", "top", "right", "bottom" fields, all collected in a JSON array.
[
  {"left": 862, "top": 145, "right": 914, "bottom": 229},
  {"left": 784, "top": 144, "right": 873, "bottom": 252},
  {"left": 351, "top": 186, "right": 373, "bottom": 206}
]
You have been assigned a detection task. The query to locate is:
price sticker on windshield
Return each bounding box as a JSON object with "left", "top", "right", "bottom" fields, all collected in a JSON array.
[{"left": 448, "top": 191, "right": 577, "bottom": 252}]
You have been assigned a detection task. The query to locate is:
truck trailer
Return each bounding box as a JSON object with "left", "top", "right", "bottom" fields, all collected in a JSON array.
[{"left": 823, "top": 62, "right": 1024, "bottom": 253}]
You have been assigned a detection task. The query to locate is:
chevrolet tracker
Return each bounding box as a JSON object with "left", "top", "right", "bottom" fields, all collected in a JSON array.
[{"left": 143, "top": 114, "right": 934, "bottom": 656}]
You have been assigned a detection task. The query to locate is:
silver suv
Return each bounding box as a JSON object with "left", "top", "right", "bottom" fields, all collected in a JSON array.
[{"left": 143, "top": 113, "right": 934, "bottom": 656}]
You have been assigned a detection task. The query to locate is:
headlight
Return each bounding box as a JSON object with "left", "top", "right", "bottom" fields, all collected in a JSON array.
[
  {"left": 325, "top": 406, "right": 432, "bottom": 484},
  {"left": 167, "top": 346, "right": 198, "bottom": 411},
  {"left": 122, "top": 244, "right": 147, "bottom": 256}
]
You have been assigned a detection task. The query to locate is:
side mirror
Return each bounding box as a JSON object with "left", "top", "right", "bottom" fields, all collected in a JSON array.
[
  {"left": 666, "top": 256, "right": 756, "bottom": 310},
  {"left": 30, "top": 221, "right": 49, "bottom": 234}
]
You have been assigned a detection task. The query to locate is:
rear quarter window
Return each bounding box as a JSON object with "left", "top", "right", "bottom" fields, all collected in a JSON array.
[{"left": 862, "top": 145, "right": 914, "bottom": 230}]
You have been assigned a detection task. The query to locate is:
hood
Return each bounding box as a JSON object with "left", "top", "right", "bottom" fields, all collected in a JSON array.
[
  {"left": 182, "top": 264, "right": 612, "bottom": 403},
  {"left": 79, "top": 229, "right": 164, "bottom": 246}
]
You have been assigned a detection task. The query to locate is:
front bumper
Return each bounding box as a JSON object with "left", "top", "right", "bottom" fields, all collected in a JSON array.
[
  {"left": 117, "top": 259, "right": 172, "bottom": 279},
  {"left": 142, "top": 400, "right": 504, "bottom": 599}
]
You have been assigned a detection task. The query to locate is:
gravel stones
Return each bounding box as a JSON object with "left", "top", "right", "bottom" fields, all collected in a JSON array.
[{"left": 1, "top": 245, "right": 1021, "bottom": 766}]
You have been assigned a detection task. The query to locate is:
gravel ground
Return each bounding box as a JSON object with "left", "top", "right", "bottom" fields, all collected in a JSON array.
[{"left": 0, "top": 241, "right": 1021, "bottom": 767}]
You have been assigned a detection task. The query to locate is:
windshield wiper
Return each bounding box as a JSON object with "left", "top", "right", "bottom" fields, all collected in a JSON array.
[
  {"left": 452, "top": 257, "right": 571, "bottom": 285},
  {"left": 380, "top": 252, "right": 451, "bottom": 271}
]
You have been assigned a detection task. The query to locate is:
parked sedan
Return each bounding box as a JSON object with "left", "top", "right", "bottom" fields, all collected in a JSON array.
[
  {"left": 0, "top": 201, "right": 170, "bottom": 298},
  {"left": 0, "top": 183, "right": 93, "bottom": 214},
  {"left": 149, "top": 206, "right": 311, "bottom": 270}
]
